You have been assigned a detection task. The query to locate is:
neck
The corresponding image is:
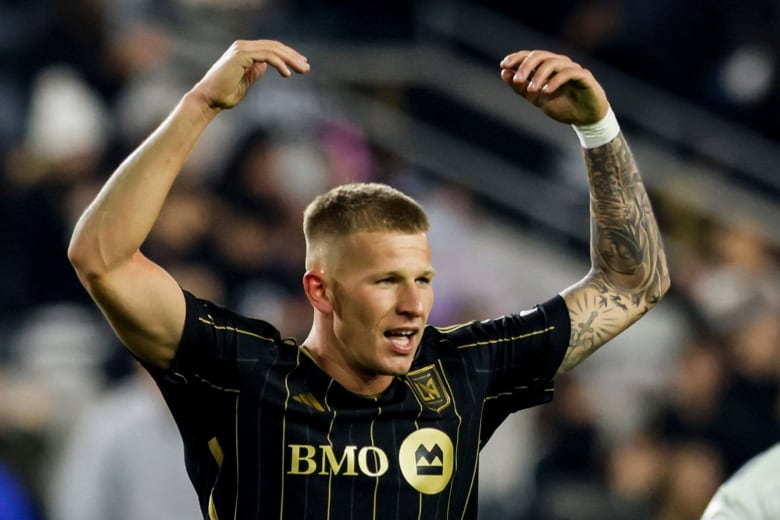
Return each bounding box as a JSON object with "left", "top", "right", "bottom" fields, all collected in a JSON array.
[{"left": 302, "top": 327, "right": 394, "bottom": 397}]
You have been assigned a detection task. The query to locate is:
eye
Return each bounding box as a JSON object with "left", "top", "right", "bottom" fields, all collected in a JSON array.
[
  {"left": 416, "top": 276, "right": 432, "bottom": 286},
  {"left": 376, "top": 277, "right": 395, "bottom": 285}
]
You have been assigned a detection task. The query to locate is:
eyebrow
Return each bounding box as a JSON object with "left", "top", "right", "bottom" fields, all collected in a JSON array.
[{"left": 377, "top": 268, "right": 436, "bottom": 279}]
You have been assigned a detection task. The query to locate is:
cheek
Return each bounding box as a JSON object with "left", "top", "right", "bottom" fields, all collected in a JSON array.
[{"left": 334, "top": 290, "right": 384, "bottom": 331}]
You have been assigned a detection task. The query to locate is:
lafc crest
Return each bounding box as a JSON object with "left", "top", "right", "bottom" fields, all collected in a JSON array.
[{"left": 406, "top": 364, "right": 451, "bottom": 413}]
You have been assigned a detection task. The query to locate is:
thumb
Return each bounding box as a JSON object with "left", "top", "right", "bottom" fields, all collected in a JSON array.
[{"left": 243, "top": 61, "right": 269, "bottom": 86}]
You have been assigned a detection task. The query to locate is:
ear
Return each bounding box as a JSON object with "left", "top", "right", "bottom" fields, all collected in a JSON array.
[{"left": 302, "top": 270, "right": 332, "bottom": 314}]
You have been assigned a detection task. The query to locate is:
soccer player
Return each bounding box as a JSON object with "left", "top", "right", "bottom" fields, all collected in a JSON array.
[
  {"left": 702, "top": 443, "right": 780, "bottom": 519},
  {"left": 68, "top": 40, "right": 669, "bottom": 519}
]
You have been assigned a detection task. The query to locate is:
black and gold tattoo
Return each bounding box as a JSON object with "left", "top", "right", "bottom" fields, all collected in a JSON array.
[{"left": 560, "top": 133, "right": 669, "bottom": 372}]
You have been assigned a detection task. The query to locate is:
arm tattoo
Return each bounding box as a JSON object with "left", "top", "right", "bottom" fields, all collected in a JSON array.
[{"left": 560, "top": 133, "right": 669, "bottom": 372}]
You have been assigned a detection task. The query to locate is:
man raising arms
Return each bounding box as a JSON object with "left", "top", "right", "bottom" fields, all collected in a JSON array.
[{"left": 68, "top": 40, "right": 668, "bottom": 519}]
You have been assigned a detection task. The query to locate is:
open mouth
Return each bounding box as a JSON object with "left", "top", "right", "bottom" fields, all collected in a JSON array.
[{"left": 385, "top": 329, "right": 417, "bottom": 351}]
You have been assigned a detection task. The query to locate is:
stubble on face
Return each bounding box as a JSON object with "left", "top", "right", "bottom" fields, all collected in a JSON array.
[{"left": 317, "top": 231, "right": 434, "bottom": 391}]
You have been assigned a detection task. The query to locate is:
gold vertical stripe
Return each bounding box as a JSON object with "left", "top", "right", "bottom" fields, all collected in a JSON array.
[
  {"left": 435, "top": 360, "right": 462, "bottom": 520},
  {"left": 462, "top": 399, "right": 486, "bottom": 520},
  {"left": 400, "top": 376, "right": 427, "bottom": 520},
  {"left": 279, "top": 348, "right": 302, "bottom": 520},
  {"left": 233, "top": 394, "right": 240, "bottom": 520},
  {"left": 370, "top": 406, "right": 382, "bottom": 520},
  {"left": 324, "top": 380, "right": 336, "bottom": 520},
  {"left": 414, "top": 383, "right": 424, "bottom": 520}
]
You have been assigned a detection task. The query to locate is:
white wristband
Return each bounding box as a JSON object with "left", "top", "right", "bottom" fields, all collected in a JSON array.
[{"left": 572, "top": 107, "right": 620, "bottom": 149}]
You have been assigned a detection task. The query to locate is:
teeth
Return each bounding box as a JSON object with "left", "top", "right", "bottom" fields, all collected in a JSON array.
[
  {"left": 392, "top": 336, "right": 410, "bottom": 347},
  {"left": 386, "top": 330, "right": 414, "bottom": 348}
]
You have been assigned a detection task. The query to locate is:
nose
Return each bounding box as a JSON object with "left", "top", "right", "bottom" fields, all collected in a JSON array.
[{"left": 396, "top": 283, "right": 426, "bottom": 318}]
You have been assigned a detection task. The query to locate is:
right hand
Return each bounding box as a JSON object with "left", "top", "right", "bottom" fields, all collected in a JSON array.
[
  {"left": 189, "top": 39, "right": 310, "bottom": 112},
  {"left": 500, "top": 50, "right": 607, "bottom": 125}
]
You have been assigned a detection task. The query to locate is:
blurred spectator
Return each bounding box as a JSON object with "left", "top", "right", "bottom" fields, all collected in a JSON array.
[
  {"left": 603, "top": 432, "right": 665, "bottom": 519},
  {"left": 1, "top": 64, "right": 111, "bottom": 313},
  {"left": 47, "top": 369, "right": 201, "bottom": 520},
  {"left": 655, "top": 440, "right": 724, "bottom": 520},
  {"left": 687, "top": 219, "right": 780, "bottom": 334},
  {"left": 522, "top": 375, "right": 612, "bottom": 519},
  {"left": 650, "top": 334, "right": 727, "bottom": 447},
  {"left": 0, "top": 302, "right": 116, "bottom": 515},
  {"left": 713, "top": 307, "right": 780, "bottom": 475}
]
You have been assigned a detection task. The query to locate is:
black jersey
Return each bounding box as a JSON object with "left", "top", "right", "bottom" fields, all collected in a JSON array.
[{"left": 145, "top": 290, "right": 570, "bottom": 520}]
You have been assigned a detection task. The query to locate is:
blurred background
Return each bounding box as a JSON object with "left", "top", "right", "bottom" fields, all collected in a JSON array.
[{"left": 1, "top": 0, "right": 779, "bottom": 519}]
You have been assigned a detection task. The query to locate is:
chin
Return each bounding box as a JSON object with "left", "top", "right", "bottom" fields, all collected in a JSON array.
[{"left": 387, "top": 360, "right": 415, "bottom": 376}]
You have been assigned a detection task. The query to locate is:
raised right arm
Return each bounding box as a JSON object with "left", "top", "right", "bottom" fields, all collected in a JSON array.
[{"left": 67, "top": 40, "right": 309, "bottom": 369}]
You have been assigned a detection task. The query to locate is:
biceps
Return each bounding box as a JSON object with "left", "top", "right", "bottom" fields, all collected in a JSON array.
[
  {"left": 558, "top": 274, "right": 643, "bottom": 372},
  {"left": 81, "top": 252, "right": 186, "bottom": 369}
]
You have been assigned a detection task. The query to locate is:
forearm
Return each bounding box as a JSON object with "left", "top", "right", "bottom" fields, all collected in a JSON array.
[
  {"left": 584, "top": 132, "right": 669, "bottom": 307},
  {"left": 558, "top": 132, "right": 670, "bottom": 373},
  {"left": 68, "top": 92, "right": 216, "bottom": 276}
]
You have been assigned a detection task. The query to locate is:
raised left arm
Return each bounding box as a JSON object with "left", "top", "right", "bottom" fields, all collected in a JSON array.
[
  {"left": 558, "top": 132, "right": 669, "bottom": 373},
  {"left": 498, "top": 49, "right": 670, "bottom": 373}
]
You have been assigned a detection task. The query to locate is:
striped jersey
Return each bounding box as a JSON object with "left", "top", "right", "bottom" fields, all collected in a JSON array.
[{"left": 145, "top": 290, "right": 570, "bottom": 519}]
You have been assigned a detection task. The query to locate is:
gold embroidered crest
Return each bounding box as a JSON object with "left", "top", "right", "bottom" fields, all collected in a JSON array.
[{"left": 407, "top": 364, "right": 451, "bottom": 413}]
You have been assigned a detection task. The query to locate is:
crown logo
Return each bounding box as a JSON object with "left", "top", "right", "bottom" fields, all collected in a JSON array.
[
  {"left": 399, "top": 428, "right": 453, "bottom": 494},
  {"left": 414, "top": 444, "right": 444, "bottom": 475}
]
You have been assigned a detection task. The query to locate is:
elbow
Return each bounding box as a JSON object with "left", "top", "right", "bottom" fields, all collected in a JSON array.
[
  {"left": 67, "top": 243, "right": 102, "bottom": 294},
  {"left": 659, "top": 270, "right": 672, "bottom": 299},
  {"left": 644, "top": 262, "right": 671, "bottom": 311},
  {"left": 67, "top": 233, "right": 88, "bottom": 275},
  {"left": 67, "top": 230, "right": 113, "bottom": 287},
  {"left": 601, "top": 259, "right": 670, "bottom": 313},
  {"left": 67, "top": 232, "right": 98, "bottom": 280},
  {"left": 658, "top": 271, "right": 671, "bottom": 304},
  {"left": 66, "top": 236, "right": 86, "bottom": 272},
  {"left": 655, "top": 253, "right": 672, "bottom": 301}
]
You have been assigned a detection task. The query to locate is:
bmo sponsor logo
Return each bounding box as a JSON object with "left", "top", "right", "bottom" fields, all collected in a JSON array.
[
  {"left": 287, "top": 445, "right": 389, "bottom": 477},
  {"left": 286, "top": 428, "right": 454, "bottom": 494}
]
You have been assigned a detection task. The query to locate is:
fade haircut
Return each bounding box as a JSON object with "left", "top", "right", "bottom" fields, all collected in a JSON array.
[{"left": 303, "top": 183, "right": 430, "bottom": 265}]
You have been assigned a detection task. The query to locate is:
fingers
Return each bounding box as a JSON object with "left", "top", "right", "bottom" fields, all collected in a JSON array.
[
  {"left": 500, "top": 50, "right": 589, "bottom": 94},
  {"left": 230, "top": 39, "right": 310, "bottom": 78}
]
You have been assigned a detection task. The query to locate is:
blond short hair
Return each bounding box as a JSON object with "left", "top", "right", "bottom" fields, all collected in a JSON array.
[{"left": 303, "top": 183, "right": 430, "bottom": 264}]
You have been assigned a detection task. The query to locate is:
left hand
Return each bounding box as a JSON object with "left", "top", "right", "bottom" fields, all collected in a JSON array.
[
  {"left": 500, "top": 50, "right": 608, "bottom": 125},
  {"left": 190, "top": 39, "right": 310, "bottom": 113}
]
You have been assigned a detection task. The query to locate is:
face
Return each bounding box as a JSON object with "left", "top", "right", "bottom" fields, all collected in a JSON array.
[{"left": 323, "top": 231, "right": 435, "bottom": 389}]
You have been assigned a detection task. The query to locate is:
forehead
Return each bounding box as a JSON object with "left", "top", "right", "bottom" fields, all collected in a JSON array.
[{"left": 331, "top": 231, "right": 432, "bottom": 273}]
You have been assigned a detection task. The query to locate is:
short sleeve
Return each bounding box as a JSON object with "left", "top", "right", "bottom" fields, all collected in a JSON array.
[
  {"left": 444, "top": 294, "right": 569, "bottom": 394},
  {"left": 437, "top": 295, "right": 570, "bottom": 445},
  {"left": 143, "top": 290, "right": 282, "bottom": 391}
]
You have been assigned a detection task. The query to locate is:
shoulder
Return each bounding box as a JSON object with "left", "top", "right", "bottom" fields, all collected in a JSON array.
[
  {"left": 156, "top": 291, "right": 296, "bottom": 385},
  {"left": 183, "top": 290, "right": 287, "bottom": 345},
  {"left": 422, "top": 295, "right": 569, "bottom": 349}
]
